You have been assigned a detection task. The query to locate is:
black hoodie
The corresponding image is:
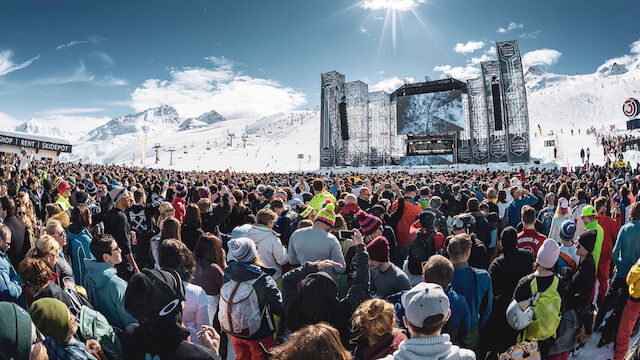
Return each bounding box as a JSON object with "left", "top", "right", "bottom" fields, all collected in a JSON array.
[{"left": 283, "top": 243, "right": 370, "bottom": 349}]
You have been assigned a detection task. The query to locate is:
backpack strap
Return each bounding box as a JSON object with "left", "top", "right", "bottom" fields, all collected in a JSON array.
[
  {"left": 224, "top": 282, "right": 242, "bottom": 335},
  {"left": 558, "top": 252, "right": 578, "bottom": 272}
]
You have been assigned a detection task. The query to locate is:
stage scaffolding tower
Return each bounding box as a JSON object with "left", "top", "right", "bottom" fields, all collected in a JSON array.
[
  {"left": 320, "top": 71, "right": 346, "bottom": 167},
  {"left": 367, "top": 90, "right": 392, "bottom": 166},
  {"left": 345, "top": 81, "right": 369, "bottom": 166},
  {"left": 481, "top": 61, "right": 508, "bottom": 163},
  {"left": 468, "top": 78, "right": 489, "bottom": 164}
]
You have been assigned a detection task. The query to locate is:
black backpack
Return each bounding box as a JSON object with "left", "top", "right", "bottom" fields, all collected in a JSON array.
[{"left": 407, "top": 230, "right": 435, "bottom": 275}]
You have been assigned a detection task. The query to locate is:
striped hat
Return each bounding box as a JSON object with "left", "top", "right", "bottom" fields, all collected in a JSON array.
[
  {"left": 108, "top": 184, "right": 127, "bottom": 205},
  {"left": 55, "top": 177, "right": 70, "bottom": 194},
  {"left": 314, "top": 202, "right": 336, "bottom": 227},
  {"left": 356, "top": 210, "right": 382, "bottom": 236}
]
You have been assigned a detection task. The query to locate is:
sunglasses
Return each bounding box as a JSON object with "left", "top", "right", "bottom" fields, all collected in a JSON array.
[
  {"left": 111, "top": 245, "right": 121, "bottom": 253},
  {"left": 58, "top": 231, "right": 66, "bottom": 238},
  {"left": 17, "top": 211, "right": 26, "bottom": 216}
]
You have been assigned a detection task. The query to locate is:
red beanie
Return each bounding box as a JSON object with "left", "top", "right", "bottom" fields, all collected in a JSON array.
[{"left": 366, "top": 236, "right": 389, "bottom": 262}]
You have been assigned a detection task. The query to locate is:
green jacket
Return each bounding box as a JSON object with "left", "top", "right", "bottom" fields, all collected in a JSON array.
[
  {"left": 308, "top": 190, "right": 337, "bottom": 213},
  {"left": 585, "top": 221, "right": 604, "bottom": 274}
]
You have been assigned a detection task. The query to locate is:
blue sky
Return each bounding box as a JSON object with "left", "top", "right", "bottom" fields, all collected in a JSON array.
[{"left": 1, "top": 0, "right": 639, "bottom": 124}]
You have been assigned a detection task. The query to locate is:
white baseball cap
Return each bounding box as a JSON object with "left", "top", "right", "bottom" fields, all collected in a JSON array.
[{"left": 401, "top": 282, "right": 450, "bottom": 327}]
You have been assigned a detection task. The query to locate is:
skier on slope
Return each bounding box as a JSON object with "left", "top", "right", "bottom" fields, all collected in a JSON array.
[
  {"left": 586, "top": 148, "right": 591, "bottom": 163},
  {"left": 580, "top": 148, "right": 585, "bottom": 164}
]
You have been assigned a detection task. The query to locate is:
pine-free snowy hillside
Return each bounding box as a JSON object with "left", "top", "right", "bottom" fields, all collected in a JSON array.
[{"left": 66, "top": 109, "right": 320, "bottom": 172}]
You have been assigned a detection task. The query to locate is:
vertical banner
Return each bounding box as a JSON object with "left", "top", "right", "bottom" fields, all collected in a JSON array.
[
  {"left": 468, "top": 78, "right": 488, "bottom": 164},
  {"left": 481, "top": 60, "right": 508, "bottom": 163},
  {"left": 141, "top": 138, "right": 146, "bottom": 165},
  {"left": 496, "top": 40, "right": 531, "bottom": 163},
  {"left": 320, "top": 71, "right": 346, "bottom": 167},
  {"left": 345, "top": 80, "right": 369, "bottom": 166}
]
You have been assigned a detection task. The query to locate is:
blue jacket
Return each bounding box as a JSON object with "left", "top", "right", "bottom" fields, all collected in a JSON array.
[
  {"left": 0, "top": 250, "right": 21, "bottom": 301},
  {"left": 612, "top": 220, "right": 640, "bottom": 279},
  {"left": 507, "top": 196, "right": 539, "bottom": 228},
  {"left": 451, "top": 263, "right": 493, "bottom": 330},
  {"left": 67, "top": 225, "right": 95, "bottom": 287},
  {"left": 83, "top": 259, "right": 136, "bottom": 330},
  {"left": 445, "top": 285, "right": 472, "bottom": 344},
  {"left": 222, "top": 261, "right": 284, "bottom": 341}
]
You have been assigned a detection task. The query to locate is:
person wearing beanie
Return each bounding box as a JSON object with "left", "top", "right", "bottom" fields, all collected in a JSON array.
[
  {"left": 222, "top": 237, "right": 284, "bottom": 360},
  {"left": 356, "top": 210, "right": 383, "bottom": 242},
  {"left": 30, "top": 297, "right": 100, "bottom": 360},
  {"left": 0, "top": 301, "right": 49, "bottom": 360},
  {"left": 367, "top": 236, "right": 410, "bottom": 298},
  {"left": 104, "top": 184, "right": 139, "bottom": 282},
  {"left": 339, "top": 194, "right": 361, "bottom": 230},
  {"left": 484, "top": 226, "right": 535, "bottom": 355},
  {"left": 548, "top": 197, "right": 572, "bottom": 242},
  {"left": 55, "top": 178, "right": 73, "bottom": 212},
  {"left": 549, "top": 230, "right": 596, "bottom": 359},
  {"left": 249, "top": 184, "right": 270, "bottom": 214},
  {"left": 405, "top": 210, "right": 445, "bottom": 286},
  {"left": 172, "top": 183, "right": 187, "bottom": 223},
  {"left": 123, "top": 268, "right": 221, "bottom": 359},
  {"left": 557, "top": 220, "right": 579, "bottom": 275},
  {"left": 511, "top": 239, "right": 561, "bottom": 357},
  {"left": 288, "top": 202, "right": 346, "bottom": 278}
]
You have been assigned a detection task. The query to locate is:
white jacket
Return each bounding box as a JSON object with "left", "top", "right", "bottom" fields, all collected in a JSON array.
[
  {"left": 245, "top": 225, "right": 288, "bottom": 279},
  {"left": 380, "top": 334, "right": 476, "bottom": 360}
]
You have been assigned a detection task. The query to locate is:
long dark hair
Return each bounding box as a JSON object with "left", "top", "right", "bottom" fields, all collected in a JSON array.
[
  {"left": 183, "top": 203, "right": 202, "bottom": 228},
  {"left": 194, "top": 233, "right": 226, "bottom": 269},
  {"left": 161, "top": 217, "right": 181, "bottom": 242},
  {"left": 71, "top": 204, "right": 92, "bottom": 229}
]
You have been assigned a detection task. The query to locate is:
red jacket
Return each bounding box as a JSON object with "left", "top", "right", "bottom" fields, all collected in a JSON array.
[
  {"left": 517, "top": 228, "right": 546, "bottom": 258},
  {"left": 171, "top": 195, "right": 186, "bottom": 223},
  {"left": 392, "top": 198, "right": 422, "bottom": 247},
  {"left": 596, "top": 214, "right": 620, "bottom": 265}
]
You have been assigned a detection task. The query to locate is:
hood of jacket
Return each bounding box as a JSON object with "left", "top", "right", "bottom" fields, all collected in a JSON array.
[
  {"left": 393, "top": 335, "right": 473, "bottom": 360},
  {"left": 67, "top": 224, "right": 90, "bottom": 238},
  {"left": 224, "top": 261, "right": 276, "bottom": 283},
  {"left": 247, "top": 224, "right": 280, "bottom": 241},
  {"left": 299, "top": 271, "right": 340, "bottom": 323},
  {"left": 339, "top": 203, "right": 361, "bottom": 215},
  {"left": 84, "top": 260, "right": 117, "bottom": 289}
]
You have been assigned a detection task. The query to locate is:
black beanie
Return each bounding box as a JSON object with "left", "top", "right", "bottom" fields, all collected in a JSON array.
[
  {"left": 501, "top": 226, "right": 518, "bottom": 251},
  {"left": 125, "top": 268, "right": 185, "bottom": 325},
  {"left": 419, "top": 210, "right": 435, "bottom": 230},
  {"left": 578, "top": 229, "right": 597, "bottom": 254}
]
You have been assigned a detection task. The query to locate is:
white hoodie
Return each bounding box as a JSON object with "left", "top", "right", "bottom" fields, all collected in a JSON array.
[{"left": 380, "top": 334, "right": 476, "bottom": 360}]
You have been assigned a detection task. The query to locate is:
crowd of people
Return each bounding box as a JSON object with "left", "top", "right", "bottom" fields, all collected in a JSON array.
[{"left": 3, "top": 151, "right": 640, "bottom": 359}]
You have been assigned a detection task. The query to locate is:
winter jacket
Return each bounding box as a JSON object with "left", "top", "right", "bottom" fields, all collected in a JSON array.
[
  {"left": 221, "top": 262, "right": 284, "bottom": 341},
  {"left": 451, "top": 262, "right": 492, "bottom": 330},
  {"left": 516, "top": 229, "right": 546, "bottom": 258},
  {"left": 222, "top": 206, "right": 252, "bottom": 234},
  {"left": 627, "top": 258, "right": 640, "bottom": 300},
  {"left": 379, "top": 334, "right": 475, "bottom": 360},
  {"left": 283, "top": 243, "right": 369, "bottom": 348},
  {"left": 563, "top": 254, "right": 595, "bottom": 310},
  {"left": 0, "top": 250, "right": 21, "bottom": 300},
  {"left": 308, "top": 190, "right": 337, "bottom": 213},
  {"left": 104, "top": 207, "right": 134, "bottom": 279},
  {"left": 354, "top": 331, "right": 407, "bottom": 360},
  {"left": 548, "top": 213, "right": 571, "bottom": 242},
  {"left": 3, "top": 215, "right": 29, "bottom": 269},
  {"left": 52, "top": 255, "right": 74, "bottom": 289},
  {"left": 391, "top": 197, "right": 423, "bottom": 247},
  {"left": 612, "top": 220, "right": 640, "bottom": 279},
  {"left": 288, "top": 226, "right": 346, "bottom": 278},
  {"left": 443, "top": 285, "right": 471, "bottom": 345},
  {"left": 244, "top": 225, "right": 288, "bottom": 279},
  {"left": 273, "top": 209, "right": 297, "bottom": 247},
  {"left": 596, "top": 214, "right": 620, "bottom": 268},
  {"left": 181, "top": 224, "right": 204, "bottom": 252},
  {"left": 483, "top": 248, "right": 534, "bottom": 353},
  {"left": 201, "top": 194, "right": 232, "bottom": 237},
  {"left": 171, "top": 196, "right": 186, "bottom": 223},
  {"left": 584, "top": 221, "right": 604, "bottom": 274},
  {"left": 66, "top": 224, "right": 95, "bottom": 287},
  {"left": 470, "top": 211, "right": 490, "bottom": 248},
  {"left": 571, "top": 202, "right": 588, "bottom": 237},
  {"left": 192, "top": 259, "right": 224, "bottom": 296},
  {"left": 431, "top": 208, "right": 449, "bottom": 237},
  {"left": 83, "top": 259, "right": 137, "bottom": 330},
  {"left": 506, "top": 196, "right": 538, "bottom": 228}
]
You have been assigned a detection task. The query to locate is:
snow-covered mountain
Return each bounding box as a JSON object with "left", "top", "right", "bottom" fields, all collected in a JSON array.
[{"left": 178, "top": 109, "right": 225, "bottom": 131}]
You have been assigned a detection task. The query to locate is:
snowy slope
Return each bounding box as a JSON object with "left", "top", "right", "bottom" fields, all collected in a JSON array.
[{"left": 178, "top": 109, "right": 225, "bottom": 131}]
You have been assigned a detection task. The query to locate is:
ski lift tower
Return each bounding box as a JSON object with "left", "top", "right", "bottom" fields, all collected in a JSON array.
[
  {"left": 168, "top": 146, "right": 176, "bottom": 166},
  {"left": 242, "top": 133, "right": 248, "bottom": 149},
  {"left": 153, "top": 143, "right": 161, "bottom": 164},
  {"left": 227, "top": 131, "right": 235, "bottom": 147}
]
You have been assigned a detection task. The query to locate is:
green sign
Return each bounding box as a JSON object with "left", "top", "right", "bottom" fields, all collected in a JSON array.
[
  {"left": 297, "top": 153, "right": 304, "bottom": 159},
  {"left": 544, "top": 140, "right": 555, "bottom": 147}
]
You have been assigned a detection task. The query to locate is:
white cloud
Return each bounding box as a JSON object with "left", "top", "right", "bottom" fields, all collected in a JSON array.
[
  {"left": 130, "top": 58, "right": 306, "bottom": 119},
  {"left": 360, "top": 0, "right": 427, "bottom": 11},
  {"left": 497, "top": 22, "right": 524, "bottom": 33},
  {"left": 522, "top": 49, "right": 562, "bottom": 68},
  {"left": 371, "top": 76, "right": 414, "bottom": 92},
  {"left": 433, "top": 64, "right": 480, "bottom": 80},
  {"left": 0, "top": 50, "right": 40, "bottom": 76},
  {"left": 0, "top": 111, "right": 19, "bottom": 130},
  {"left": 453, "top": 41, "right": 485, "bottom": 54},
  {"left": 96, "top": 76, "right": 128, "bottom": 86},
  {"left": 55, "top": 40, "right": 88, "bottom": 50},
  {"left": 34, "top": 62, "right": 95, "bottom": 85},
  {"left": 630, "top": 39, "right": 640, "bottom": 54},
  {"left": 520, "top": 30, "right": 541, "bottom": 39},
  {"left": 360, "top": 26, "right": 368, "bottom": 34}
]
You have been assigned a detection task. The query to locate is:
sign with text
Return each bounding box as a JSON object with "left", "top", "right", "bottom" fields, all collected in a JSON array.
[
  {"left": 0, "top": 134, "right": 72, "bottom": 153},
  {"left": 544, "top": 140, "right": 555, "bottom": 147}
]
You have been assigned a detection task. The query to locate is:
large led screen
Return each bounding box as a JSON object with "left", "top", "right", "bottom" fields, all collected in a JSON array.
[{"left": 396, "top": 90, "right": 464, "bottom": 135}]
